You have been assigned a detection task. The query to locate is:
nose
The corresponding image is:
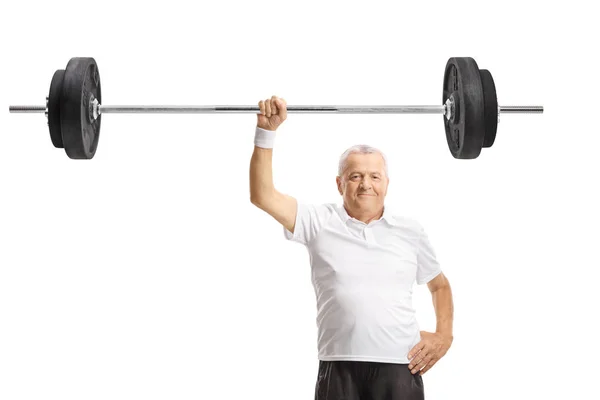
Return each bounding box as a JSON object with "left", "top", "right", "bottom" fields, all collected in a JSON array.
[{"left": 360, "top": 178, "right": 372, "bottom": 191}]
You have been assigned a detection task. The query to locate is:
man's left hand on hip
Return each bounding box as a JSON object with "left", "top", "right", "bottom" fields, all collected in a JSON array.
[{"left": 407, "top": 330, "right": 453, "bottom": 375}]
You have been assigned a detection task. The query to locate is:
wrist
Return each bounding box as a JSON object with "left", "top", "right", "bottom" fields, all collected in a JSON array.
[
  {"left": 436, "top": 331, "right": 453, "bottom": 340},
  {"left": 254, "top": 126, "right": 276, "bottom": 148},
  {"left": 256, "top": 126, "right": 276, "bottom": 133}
]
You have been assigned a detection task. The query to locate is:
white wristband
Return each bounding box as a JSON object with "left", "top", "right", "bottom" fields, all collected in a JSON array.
[{"left": 254, "top": 126, "right": 276, "bottom": 149}]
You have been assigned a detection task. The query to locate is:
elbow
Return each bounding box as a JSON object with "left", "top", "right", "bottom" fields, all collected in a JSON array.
[
  {"left": 249, "top": 181, "right": 260, "bottom": 206},
  {"left": 250, "top": 192, "right": 264, "bottom": 208},
  {"left": 250, "top": 195, "right": 260, "bottom": 207},
  {"left": 250, "top": 189, "right": 275, "bottom": 209}
]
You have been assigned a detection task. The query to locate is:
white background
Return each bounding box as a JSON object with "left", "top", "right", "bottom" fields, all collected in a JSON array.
[{"left": 1, "top": 1, "right": 598, "bottom": 399}]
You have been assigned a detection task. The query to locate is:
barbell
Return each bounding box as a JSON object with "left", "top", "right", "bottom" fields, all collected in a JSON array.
[{"left": 9, "top": 57, "right": 543, "bottom": 160}]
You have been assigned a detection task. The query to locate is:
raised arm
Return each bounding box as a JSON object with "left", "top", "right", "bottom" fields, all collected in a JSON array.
[{"left": 249, "top": 96, "right": 298, "bottom": 233}]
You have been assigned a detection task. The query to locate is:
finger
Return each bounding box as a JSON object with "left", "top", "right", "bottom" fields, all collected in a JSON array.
[
  {"left": 259, "top": 100, "right": 264, "bottom": 115},
  {"left": 266, "top": 99, "right": 272, "bottom": 118},
  {"left": 410, "top": 345, "right": 431, "bottom": 365},
  {"left": 414, "top": 360, "right": 429, "bottom": 375},
  {"left": 411, "top": 357, "right": 428, "bottom": 374},
  {"left": 420, "top": 359, "right": 436, "bottom": 375},
  {"left": 271, "top": 95, "right": 278, "bottom": 115},
  {"left": 409, "top": 351, "right": 429, "bottom": 373},
  {"left": 408, "top": 342, "right": 425, "bottom": 360},
  {"left": 415, "top": 352, "right": 434, "bottom": 371}
]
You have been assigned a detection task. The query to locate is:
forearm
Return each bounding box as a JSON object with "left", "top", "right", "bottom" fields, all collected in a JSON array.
[
  {"left": 432, "top": 285, "right": 454, "bottom": 338},
  {"left": 249, "top": 146, "right": 275, "bottom": 204}
]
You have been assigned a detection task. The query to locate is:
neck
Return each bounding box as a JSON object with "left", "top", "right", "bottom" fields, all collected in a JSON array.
[{"left": 345, "top": 204, "right": 384, "bottom": 224}]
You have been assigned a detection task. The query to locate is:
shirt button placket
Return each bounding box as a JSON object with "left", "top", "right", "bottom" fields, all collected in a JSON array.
[{"left": 364, "top": 227, "right": 374, "bottom": 244}]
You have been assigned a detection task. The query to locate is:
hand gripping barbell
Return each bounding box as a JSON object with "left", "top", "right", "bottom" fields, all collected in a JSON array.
[{"left": 9, "top": 57, "right": 543, "bottom": 160}]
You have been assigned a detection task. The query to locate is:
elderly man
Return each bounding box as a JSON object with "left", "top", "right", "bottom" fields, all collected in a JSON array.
[{"left": 249, "top": 95, "right": 454, "bottom": 400}]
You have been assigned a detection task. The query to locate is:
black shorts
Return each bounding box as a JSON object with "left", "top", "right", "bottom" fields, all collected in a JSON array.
[{"left": 315, "top": 360, "right": 425, "bottom": 400}]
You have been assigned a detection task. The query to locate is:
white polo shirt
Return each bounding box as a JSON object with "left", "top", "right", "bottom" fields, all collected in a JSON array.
[{"left": 284, "top": 202, "right": 442, "bottom": 364}]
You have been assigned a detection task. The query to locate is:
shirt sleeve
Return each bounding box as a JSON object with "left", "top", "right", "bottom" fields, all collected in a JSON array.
[
  {"left": 283, "top": 203, "right": 332, "bottom": 246},
  {"left": 416, "top": 225, "right": 443, "bottom": 285}
]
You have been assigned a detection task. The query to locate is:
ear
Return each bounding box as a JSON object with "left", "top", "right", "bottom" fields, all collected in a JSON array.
[{"left": 336, "top": 176, "right": 343, "bottom": 195}]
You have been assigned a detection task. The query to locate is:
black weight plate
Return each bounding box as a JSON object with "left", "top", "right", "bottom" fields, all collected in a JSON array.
[
  {"left": 480, "top": 69, "right": 498, "bottom": 148},
  {"left": 60, "top": 57, "right": 101, "bottom": 159},
  {"left": 443, "top": 57, "right": 485, "bottom": 159},
  {"left": 48, "top": 69, "right": 65, "bottom": 148}
]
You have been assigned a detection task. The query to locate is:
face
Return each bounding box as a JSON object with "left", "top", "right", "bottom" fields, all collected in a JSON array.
[{"left": 336, "top": 152, "right": 389, "bottom": 215}]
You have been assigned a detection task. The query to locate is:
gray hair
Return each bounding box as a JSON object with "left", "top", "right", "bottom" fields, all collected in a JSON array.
[{"left": 338, "top": 144, "right": 389, "bottom": 177}]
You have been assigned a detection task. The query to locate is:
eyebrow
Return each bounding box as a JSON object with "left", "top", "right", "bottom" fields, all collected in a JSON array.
[{"left": 349, "top": 171, "right": 382, "bottom": 175}]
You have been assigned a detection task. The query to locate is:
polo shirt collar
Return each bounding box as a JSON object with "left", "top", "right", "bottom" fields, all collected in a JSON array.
[{"left": 337, "top": 202, "right": 396, "bottom": 226}]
